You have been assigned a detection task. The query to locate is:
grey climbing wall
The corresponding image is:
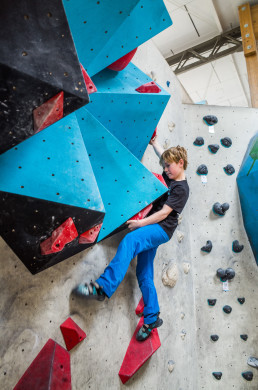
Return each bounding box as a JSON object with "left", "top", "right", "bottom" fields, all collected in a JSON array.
[
  {"left": 183, "top": 103, "right": 258, "bottom": 389},
  {"left": 0, "top": 38, "right": 257, "bottom": 389}
]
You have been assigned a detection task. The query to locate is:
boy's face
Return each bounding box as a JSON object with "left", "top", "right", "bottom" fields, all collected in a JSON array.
[{"left": 163, "top": 159, "right": 184, "bottom": 179}]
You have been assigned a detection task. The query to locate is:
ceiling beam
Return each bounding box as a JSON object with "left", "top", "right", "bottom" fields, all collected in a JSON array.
[
  {"left": 238, "top": 3, "right": 258, "bottom": 107},
  {"left": 166, "top": 27, "right": 242, "bottom": 74}
]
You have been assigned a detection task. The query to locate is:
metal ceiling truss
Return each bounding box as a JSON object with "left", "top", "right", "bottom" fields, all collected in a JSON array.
[{"left": 167, "top": 27, "right": 243, "bottom": 74}]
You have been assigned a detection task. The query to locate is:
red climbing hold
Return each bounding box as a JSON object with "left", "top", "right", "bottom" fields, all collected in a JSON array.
[
  {"left": 130, "top": 204, "right": 153, "bottom": 221},
  {"left": 135, "top": 82, "right": 161, "bottom": 93},
  {"left": 151, "top": 127, "right": 157, "bottom": 141},
  {"left": 33, "top": 91, "right": 64, "bottom": 133},
  {"left": 60, "top": 317, "right": 86, "bottom": 351},
  {"left": 108, "top": 48, "right": 138, "bottom": 71},
  {"left": 79, "top": 223, "right": 103, "bottom": 244},
  {"left": 152, "top": 172, "right": 168, "bottom": 187},
  {"left": 80, "top": 64, "right": 97, "bottom": 94},
  {"left": 13, "top": 339, "right": 71, "bottom": 390},
  {"left": 118, "top": 317, "right": 161, "bottom": 384},
  {"left": 135, "top": 297, "right": 144, "bottom": 316},
  {"left": 40, "top": 217, "right": 78, "bottom": 255}
]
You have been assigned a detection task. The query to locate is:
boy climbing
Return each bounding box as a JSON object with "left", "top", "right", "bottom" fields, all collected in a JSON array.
[{"left": 73, "top": 136, "right": 189, "bottom": 341}]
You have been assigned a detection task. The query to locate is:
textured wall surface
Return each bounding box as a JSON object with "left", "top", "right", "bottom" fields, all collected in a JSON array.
[
  {"left": 182, "top": 103, "right": 258, "bottom": 389},
  {"left": 0, "top": 39, "right": 257, "bottom": 390}
]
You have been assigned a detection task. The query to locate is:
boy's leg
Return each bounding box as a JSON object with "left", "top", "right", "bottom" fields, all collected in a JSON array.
[
  {"left": 96, "top": 224, "right": 169, "bottom": 298},
  {"left": 136, "top": 247, "right": 159, "bottom": 325}
]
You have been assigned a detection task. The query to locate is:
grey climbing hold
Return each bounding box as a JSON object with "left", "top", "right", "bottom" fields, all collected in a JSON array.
[
  {"left": 240, "top": 334, "right": 248, "bottom": 341},
  {"left": 197, "top": 164, "right": 208, "bottom": 175},
  {"left": 212, "top": 372, "right": 222, "bottom": 380},
  {"left": 247, "top": 356, "right": 258, "bottom": 368},
  {"left": 212, "top": 202, "right": 229, "bottom": 216},
  {"left": 237, "top": 297, "right": 245, "bottom": 304},
  {"left": 210, "top": 335, "right": 219, "bottom": 342},
  {"left": 208, "top": 299, "right": 216, "bottom": 306},
  {"left": 233, "top": 240, "right": 244, "bottom": 253},
  {"left": 225, "top": 268, "right": 235, "bottom": 280},
  {"left": 201, "top": 240, "right": 212, "bottom": 253},
  {"left": 168, "top": 360, "right": 175, "bottom": 373},
  {"left": 216, "top": 268, "right": 228, "bottom": 282},
  {"left": 223, "top": 305, "right": 232, "bottom": 314},
  {"left": 203, "top": 115, "right": 218, "bottom": 126},
  {"left": 208, "top": 144, "right": 220, "bottom": 154},
  {"left": 216, "top": 267, "right": 235, "bottom": 282},
  {"left": 220, "top": 137, "right": 232, "bottom": 148},
  {"left": 242, "top": 371, "right": 253, "bottom": 381},
  {"left": 223, "top": 164, "right": 235, "bottom": 175},
  {"left": 193, "top": 136, "right": 204, "bottom": 146}
]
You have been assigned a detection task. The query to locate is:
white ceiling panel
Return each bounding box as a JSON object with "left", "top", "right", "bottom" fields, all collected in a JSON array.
[{"left": 153, "top": 0, "right": 257, "bottom": 107}]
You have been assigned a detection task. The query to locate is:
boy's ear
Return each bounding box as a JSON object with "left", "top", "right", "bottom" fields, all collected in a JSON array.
[{"left": 179, "top": 158, "right": 184, "bottom": 167}]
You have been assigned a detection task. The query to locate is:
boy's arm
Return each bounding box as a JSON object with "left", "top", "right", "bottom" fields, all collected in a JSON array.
[
  {"left": 126, "top": 204, "right": 172, "bottom": 230},
  {"left": 150, "top": 136, "right": 165, "bottom": 159}
]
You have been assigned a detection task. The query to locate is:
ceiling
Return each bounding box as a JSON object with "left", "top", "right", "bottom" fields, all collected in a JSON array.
[{"left": 152, "top": 0, "right": 258, "bottom": 107}]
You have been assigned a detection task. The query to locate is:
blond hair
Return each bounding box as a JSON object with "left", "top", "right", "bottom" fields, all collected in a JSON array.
[{"left": 160, "top": 146, "right": 188, "bottom": 170}]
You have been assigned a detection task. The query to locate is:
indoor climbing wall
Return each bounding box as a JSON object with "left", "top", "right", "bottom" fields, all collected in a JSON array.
[
  {"left": 0, "top": 0, "right": 171, "bottom": 273},
  {"left": 182, "top": 104, "right": 258, "bottom": 389},
  {"left": 0, "top": 37, "right": 199, "bottom": 389},
  {"left": 1, "top": 1, "right": 257, "bottom": 389}
]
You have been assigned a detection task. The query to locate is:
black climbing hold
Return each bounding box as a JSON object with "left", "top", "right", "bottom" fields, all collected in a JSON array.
[
  {"left": 212, "top": 372, "right": 222, "bottom": 380},
  {"left": 240, "top": 334, "right": 248, "bottom": 341},
  {"left": 210, "top": 335, "right": 219, "bottom": 341},
  {"left": 223, "top": 305, "right": 232, "bottom": 314},
  {"left": 201, "top": 240, "right": 212, "bottom": 253},
  {"left": 221, "top": 203, "right": 230, "bottom": 212},
  {"left": 233, "top": 240, "right": 244, "bottom": 253},
  {"left": 213, "top": 202, "right": 229, "bottom": 216},
  {"left": 242, "top": 371, "right": 253, "bottom": 381},
  {"left": 203, "top": 115, "right": 218, "bottom": 126},
  {"left": 225, "top": 268, "right": 235, "bottom": 280},
  {"left": 193, "top": 137, "right": 204, "bottom": 146},
  {"left": 223, "top": 164, "right": 235, "bottom": 175},
  {"left": 216, "top": 268, "right": 228, "bottom": 282},
  {"left": 208, "top": 144, "right": 219, "bottom": 154},
  {"left": 237, "top": 297, "right": 245, "bottom": 304},
  {"left": 197, "top": 164, "right": 208, "bottom": 175},
  {"left": 208, "top": 299, "right": 217, "bottom": 306},
  {"left": 220, "top": 137, "right": 232, "bottom": 148}
]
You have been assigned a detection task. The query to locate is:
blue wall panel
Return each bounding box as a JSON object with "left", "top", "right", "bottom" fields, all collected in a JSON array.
[
  {"left": 76, "top": 108, "right": 168, "bottom": 241},
  {"left": 62, "top": 0, "right": 172, "bottom": 76},
  {"left": 237, "top": 133, "right": 258, "bottom": 263},
  {"left": 0, "top": 114, "right": 104, "bottom": 213},
  {"left": 87, "top": 63, "right": 170, "bottom": 160}
]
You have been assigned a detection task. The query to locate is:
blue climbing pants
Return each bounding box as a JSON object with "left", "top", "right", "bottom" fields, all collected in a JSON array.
[{"left": 96, "top": 224, "right": 169, "bottom": 324}]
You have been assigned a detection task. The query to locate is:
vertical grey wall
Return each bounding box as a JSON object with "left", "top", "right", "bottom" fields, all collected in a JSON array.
[
  {"left": 0, "top": 38, "right": 257, "bottom": 390},
  {"left": 182, "top": 103, "right": 258, "bottom": 389}
]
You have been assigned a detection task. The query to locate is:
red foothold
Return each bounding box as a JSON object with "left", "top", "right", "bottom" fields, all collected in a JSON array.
[
  {"left": 79, "top": 223, "right": 102, "bottom": 244},
  {"left": 108, "top": 48, "right": 138, "bottom": 71},
  {"left": 135, "top": 82, "right": 161, "bottom": 93},
  {"left": 80, "top": 64, "right": 97, "bottom": 94},
  {"left": 152, "top": 172, "right": 168, "bottom": 187},
  {"left": 40, "top": 217, "right": 78, "bottom": 255},
  {"left": 118, "top": 317, "right": 161, "bottom": 384},
  {"left": 60, "top": 317, "right": 86, "bottom": 351},
  {"left": 130, "top": 204, "right": 153, "bottom": 221},
  {"left": 135, "top": 297, "right": 144, "bottom": 316},
  {"left": 33, "top": 91, "right": 64, "bottom": 133},
  {"left": 13, "top": 339, "right": 71, "bottom": 390}
]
